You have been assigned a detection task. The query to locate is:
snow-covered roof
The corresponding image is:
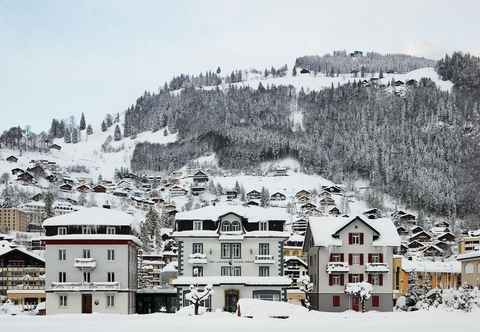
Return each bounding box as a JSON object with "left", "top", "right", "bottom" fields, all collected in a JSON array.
[
  {"left": 457, "top": 250, "right": 480, "bottom": 261},
  {"left": 172, "top": 230, "right": 290, "bottom": 239},
  {"left": 42, "top": 234, "right": 142, "bottom": 246},
  {"left": 307, "top": 215, "right": 401, "bottom": 247},
  {"left": 0, "top": 246, "right": 45, "bottom": 263},
  {"left": 172, "top": 276, "right": 291, "bottom": 286},
  {"left": 42, "top": 207, "right": 136, "bottom": 227},
  {"left": 401, "top": 257, "right": 460, "bottom": 273},
  {"left": 175, "top": 204, "right": 289, "bottom": 222}
]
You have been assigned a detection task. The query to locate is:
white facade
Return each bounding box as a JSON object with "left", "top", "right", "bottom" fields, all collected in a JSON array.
[
  {"left": 42, "top": 208, "right": 140, "bottom": 315},
  {"left": 173, "top": 205, "right": 291, "bottom": 312}
]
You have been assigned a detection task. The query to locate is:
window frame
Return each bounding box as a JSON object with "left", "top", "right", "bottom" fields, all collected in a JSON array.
[
  {"left": 259, "top": 221, "right": 268, "bottom": 231},
  {"left": 192, "top": 243, "right": 203, "bottom": 254},
  {"left": 258, "top": 243, "right": 270, "bottom": 256},
  {"left": 59, "top": 295, "right": 68, "bottom": 307},
  {"left": 106, "top": 226, "right": 116, "bottom": 235},
  {"left": 58, "top": 227, "right": 67, "bottom": 235},
  {"left": 107, "top": 272, "right": 115, "bottom": 282},
  {"left": 106, "top": 294, "right": 115, "bottom": 307},
  {"left": 58, "top": 249, "right": 66, "bottom": 261},
  {"left": 193, "top": 220, "right": 203, "bottom": 231},
  {"left": 107, "top": 249, "right": 115, "bottom": 261},
  {"left": 259, "top": 266, "right": 270, "bottom": 277},
  {"left": 193, "top": 266, "right": 203, "bottom": 277},
  {"left": 82, "top": 249, "right": 91, "bottom": 259}
]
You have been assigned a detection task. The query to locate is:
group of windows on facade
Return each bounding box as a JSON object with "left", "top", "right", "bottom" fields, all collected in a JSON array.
[
  {"left": 57, "top": 248, "right": 115, "bottom": 260},
  {"left": 58, "top": 294, "right": 115, "bottom": 307}
]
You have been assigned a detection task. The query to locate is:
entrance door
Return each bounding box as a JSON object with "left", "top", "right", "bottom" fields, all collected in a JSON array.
[
  {"left": 224, "top": 290, "right": 239, "bottom": 312},
  {"left": 81, "top": 294, "right": 92, "bottom": 314},
  {"left": 351, "top": 295, "right": 360, "bottom": 312}
]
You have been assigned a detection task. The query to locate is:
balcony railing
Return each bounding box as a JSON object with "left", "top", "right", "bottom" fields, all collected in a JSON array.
[
  {"left": 365, "top": 262, "right": 389, "bottom": 273},
  {"left": 254, "top": 254, "right": 275, "bottom": 264},
  {"left": 74, "top": 258, "right": 96, "bottom": 270},
  {"left": 50, "top": 281, "right": 120, "bottom": 290},
  {"left": 187, "top": 253, "right": 207, "bottom": 264},
  {"left": 326, "top": 262, "right": 349, "bottom": 273}
]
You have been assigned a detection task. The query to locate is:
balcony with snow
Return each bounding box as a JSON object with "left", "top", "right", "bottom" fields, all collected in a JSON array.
[
  {"left": 50, "top": 281, "right": 120, "bottom": 291},
  {"left": 74, "top": 258, "right": 97, "bottom": 270},
  {"left": 326, "top": 262, "right": 349, "bottom": 273},
  {"left": 187, "top": 253, "right": 208, "bottom": 264},
  {"left": 254, "top": 255, "right": 275, "bottom": 264},
  {"left": 365, "top": 262, "right": 389, "bottom": 273}
]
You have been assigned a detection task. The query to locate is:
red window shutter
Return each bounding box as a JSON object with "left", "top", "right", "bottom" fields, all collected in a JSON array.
[
  {"left": 360, "top": 254, "right": 364, "bottom": 265},
  {"left": 348, "top": 233, "right": 352, "bottom": 245},
  {"left": 368, "top": 254, "right": 372, "bottom": 263},
  {"left": 330, "top": 253, "right": 334, "bottom": 261},
  {"left": 379, "top": 274, "right": 383, "bottom": 286},
  {"left": 340, "top": 274, "right": 345, "bottom": 286},
  {"left": 348, "top": 274, "right": 352, "bottom": 283},
  {"left": 340, "top": 253, "right": 344, "bottom": 261},
  {"left": 333, "top": 295, "right": 340, "bottom": 307},
  {"left": 368, "top": 274, "right": 372, "bottom": 284},
  {"left": 348, "top": 254, "right": 353, "bottom": 265},
  {"left": 360, "top": 274, "right": 364, "bottom": 282},
  {"left": 372, "top": 295, "right": 379, "bottom": 307},
  {"left": 379, "top": 253, "right": 384, "bottom": 263},
  {"left": 360, "top": 233, "right": 364, "bottom": 244},
  {"left": 329, "top": 274, "right": 333, "bottom": 286}
]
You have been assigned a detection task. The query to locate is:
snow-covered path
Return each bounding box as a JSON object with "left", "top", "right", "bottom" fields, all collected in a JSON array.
[{"left": 0, "top": 310, "right": 475, "bottom": 332}]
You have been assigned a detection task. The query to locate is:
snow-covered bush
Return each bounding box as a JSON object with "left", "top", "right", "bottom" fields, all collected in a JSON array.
[
  {"left": 297, "top": 275, "right": 313, "bottom": 310},
  {"left": 414, "top": 287, "right": 480, "bottom": 312},
  {"left": 0, "top": 300, "right": 19, "bottom": 315}
]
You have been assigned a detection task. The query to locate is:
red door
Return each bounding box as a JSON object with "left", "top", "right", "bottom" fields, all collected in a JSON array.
[{"left": 351, "top": 296, "right": 360, "bottom": 312}]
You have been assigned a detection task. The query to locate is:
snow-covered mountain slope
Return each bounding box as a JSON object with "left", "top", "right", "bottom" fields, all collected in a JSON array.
[{"left": 204, "top": 67, "right": 452, "bottom": 94}]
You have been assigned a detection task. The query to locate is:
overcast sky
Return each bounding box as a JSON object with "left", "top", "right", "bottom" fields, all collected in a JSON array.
[{"left": 1, "top": 0, "right": 479, "bottom": 132}]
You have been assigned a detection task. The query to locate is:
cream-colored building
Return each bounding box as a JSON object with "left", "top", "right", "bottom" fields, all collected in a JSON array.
[
  {"left": 457, "top": 251, "right": 480, "bottom": 287},
  {"left": 0, "top": 208, "right": 28, "bottom": 233},
  {"left": 458, "top": 234, "right": 480, "bottom": 254}
]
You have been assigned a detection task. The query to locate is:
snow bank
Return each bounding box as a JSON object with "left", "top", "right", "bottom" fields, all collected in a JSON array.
[{"left": 237, "top": 299, "right": 309, "bottom": 319}]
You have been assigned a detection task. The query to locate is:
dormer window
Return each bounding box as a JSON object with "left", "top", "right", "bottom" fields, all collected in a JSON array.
[
  {"left": 259, "top": 221, "right": 268, "bottom": 231},
  {"left": 82, "top": 226, "right": 94, "bottom": 234},
  {"left": 231, "top": 221, "right": 241, "bottom": 232},
  {"left": 220, "top": 220, "right": 242, "bottom": 233},
  {"left": 106, "top": 227, "right": 116, "bottom": 235},
  {"left": 58, "top": 227, "right": 67, "bottom": 235},
  {"left": 221, "top": 221, "right": 231, "bottom": 232},
  {"left": 193, "top": 220, "right": 202, "bottom": 231}
]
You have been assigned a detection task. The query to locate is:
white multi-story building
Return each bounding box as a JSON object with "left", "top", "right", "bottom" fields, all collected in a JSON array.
[
  {"left": 304, "top": 215, "right": 400, "bottom": 312},
  {"left": 21, "top": 201, "right": 79, "bottom": 226},
  {"left": 42, "top": 207, "right": 140, "bottom": 314},
  {"left": 172, "top": 204, "right": 291, "bottom": 312}
]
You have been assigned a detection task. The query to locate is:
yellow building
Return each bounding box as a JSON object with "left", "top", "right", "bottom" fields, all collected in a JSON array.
[
  {"left": 392, "top": 256, "right": 461, "bottom": 300},
  {"left": 458, "top": 234, "right": 480, "bottom": 254},
  {"left": 457, "top": 251, "right": 480, "bottom": 287},
  {"left": 7, "top": 289, "right": 45, "bottom": 309},
  {"left": 0, "top": 208, "right": 28, "bottom": 233}
]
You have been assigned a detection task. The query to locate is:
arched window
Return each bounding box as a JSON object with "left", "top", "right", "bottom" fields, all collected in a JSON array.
[
  {"left": 221, "top": 221, "right": 231, "bottom": 232},
  {"left": 231, "top": 220, "right": 241, "bottom": 232}
]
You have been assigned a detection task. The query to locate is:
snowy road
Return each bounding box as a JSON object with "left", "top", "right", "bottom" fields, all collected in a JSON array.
[{"left": 0, "top": 310, "right": 475, "bottom": 332}]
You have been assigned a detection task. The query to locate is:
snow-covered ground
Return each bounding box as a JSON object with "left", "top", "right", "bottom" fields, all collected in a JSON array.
[{"left": 0, "top": 309, "right": 476, "bottom": 332}]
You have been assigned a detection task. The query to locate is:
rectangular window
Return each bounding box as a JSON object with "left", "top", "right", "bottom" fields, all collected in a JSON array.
[
  {"left": 259, "top": 221, "right": 268, "bottom": 231},
  {"left": 107, "top": 249, "right": 115, "bottom": 261},
  {"left": 83, "top": 271, "right": 91, "bottom": 283},
  {"left": 107, "top": 295, "right": 115, "bottom": 307},
  {"left": 193, "top": 266, "right": 203, "bottom": 277},
  {"left": 59, "top": 295, "right": 68, "bottom": 307},
  {"left": 82, "top": 226, "right": 93, "bottom": 234},
  {"left": 58, "top": 272, "right": 66, "bottom": 282},
  {"left": 221, "top": 243, "right": 241, "bottom": 259},
  {"left": 83, "top": 249, "right": 91, "bottom": 259},
  {"left": 107, "top": 272, "right": 115, "bottom": 282},
  {"left": 258, "top": 243, "right": 270, "bottom": 256},
  {"left": 333, "top": 295, "right": 340, "bottom": 307},
  {"left": 192, "top": 243, "right": 203, "bottom": 254},
  {"left": 58, "top": 227, "right": 67, "bottom": 235},
  {"left": 259, "top": 266, "right": 270, "bottom": 277},
  {"left": 372, "top": 295, "right": 380, "bottom": 307},
  {"left": 58, "top": 249, "right": 66, "bottom": 261},
  {"left": 368, "top": 253, "right": 383, "bottom": 263},
  {"left": 106, "top": 227, "right": 116, "bottom": 234},
  {"left": 330, "top": 253, "right": 344, "bottom": 262},
  {"left": 350, "top": 233, "right": 361, "bottom": 244},
  {"left": 193, "top": 220, "right": 202, "bottom": 230},
  {"left": 349, "top": 274, "right": 363, "bottom": 283},
  {"left": 221, "top": 266, "right": 241, "bottom": 276},
  {"left": 350, "top": 254, "right": 363, "bottom": 265}
]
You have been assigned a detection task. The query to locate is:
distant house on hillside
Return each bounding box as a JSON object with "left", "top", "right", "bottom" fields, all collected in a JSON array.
[
  {"left": 59, "top": 183, "right": 73, "bottom": 192},
  {"left": 169, "top": 185, "right": 188, "bottom": 197},
  {"left": 273, "top": 168, "right": 288, "bottom": 176},
  {"left": 11, "top": 168, "right": 24, "bottom": 175},
  {"left": 27, "top": 165, "right": 46, "bottom": 178},
  {"left": 76, "top": 184, "right": 91, "bottom": 193},
  {"left": 299, "top": 68, "right": 310, "bottom": 74},
  {"left": 192, "top": 170, "right": 209, "bottom": 184},
  {"left": 17, "top": 172, "right": 34, "bottom": 184},
  {"left": 93, "top": 184, "right": 107, "bottom": 193},
  {"left": 6, "top": 156, "right": 18, "bottom": 163},
  {"left": 295, "top": 190, "right": 311, "bottom": 200},
  {"left": 270, "top": 192, "right": 286, "bottom": 201},
  {"left": 350, "top": 50, "right": 363, "bottom": 57},
  {"left": 246, "top": 190, "right": 262, "bottom": 201}
]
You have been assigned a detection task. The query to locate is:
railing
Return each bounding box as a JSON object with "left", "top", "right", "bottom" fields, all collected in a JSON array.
[
  {"left": 365, "top": 262, "right": 389, "bottom": 273},
  {"left": 254, "top": 254, "right": 275, "bottom": 264},
  {"left": 50, "top": 281, "right": 120, "bottom": 290},
  {"left": 187, "top": 253, "right": 208, "bottom": 264},
  {"left": 326, "top": 262, "right": 349, "bottom": 273},
  {"left": 74, "top": 258, "right": 96, "bottom": 269}
]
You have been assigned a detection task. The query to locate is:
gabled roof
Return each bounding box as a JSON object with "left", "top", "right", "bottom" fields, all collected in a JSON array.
[
  {"left": 175, "top": 204, "right": 289, "bottom": 222},
  {"left": 305, "top": 215, "right": 400, "bottom": 248}
]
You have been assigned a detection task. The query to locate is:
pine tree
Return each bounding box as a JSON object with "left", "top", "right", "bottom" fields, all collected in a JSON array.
[
  {"left": 260, "top": 187, "right": 270, "bottom": 207},
  {"left": 293, "top": 67, "right": 297, "bottom": 76},
  {"left": 101, "top": 121, "right": 107, "bottom": 132},
  {"left": 105, "top": 114, "right": 113, "bottom": 127},
  {"left": 216, "top": 66, "right": 221, "bottom": 74},
  {"left": 379, "top": 68, "right": 384, "bottom": 79},
  {"left": 64, "top": 128, "right": 71, "bottom": 143},
  {"left": 208, "top": 180, "right": 216, "bottom": 195},
  {"left": 139, "top": 220, "right": 153, "bottom": 253},
  {"left": 80, "top": 113, "right": 86, "bottom": 130},
  {"left": 234, "top": 180, "right": 241, "bottom": 194},
  {"left": 72, "top": 128, "right": 79, "bottom": 144},
  {"left": 43, "top": 192, "right": 55, "bottom": 219},
  {"left": 87, "top": 124, "right": 93, "bottom": 135},
  {"left": 78, "top": 192, "right": 87, "bottom": 206},
  {"left": 114, "top": 125, "right": 122, "bottom": 141}
]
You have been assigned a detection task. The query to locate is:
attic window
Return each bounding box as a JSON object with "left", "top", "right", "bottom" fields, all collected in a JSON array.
[
  {"left": 58, "top": 227, "right": 67, "bottom": 235},
  {"left": 259, "top": 221, "right": 268, "bottom": 231},
  {"left": 193, "top": 220, "right": 202, "bottom": 231}
]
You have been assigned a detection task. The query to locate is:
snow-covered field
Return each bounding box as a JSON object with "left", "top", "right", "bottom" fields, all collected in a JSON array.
[{"left": 0, "top": 309, "right": 475, "bottom": 332}]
